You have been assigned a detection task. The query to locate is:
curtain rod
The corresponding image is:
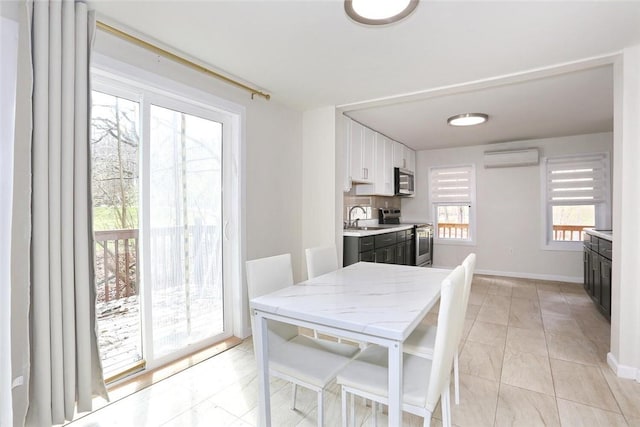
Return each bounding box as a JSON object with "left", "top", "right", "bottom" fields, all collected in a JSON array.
[{"left": 95, "top": 20, "right": 271, "bottom": 101}]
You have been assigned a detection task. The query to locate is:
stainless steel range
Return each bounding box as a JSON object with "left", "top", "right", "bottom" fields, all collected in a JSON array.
[{"left": 379, "top": 209, "right": 433, "bottom": 267}]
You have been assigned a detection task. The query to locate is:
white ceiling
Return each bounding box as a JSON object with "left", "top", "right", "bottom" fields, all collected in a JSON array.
[{"left": 90, "top": 1, "right": 640, "bottom": 150}]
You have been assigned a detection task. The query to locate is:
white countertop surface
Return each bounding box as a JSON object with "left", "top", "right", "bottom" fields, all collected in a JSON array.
[
  {"left": 343, "top": 224, "right": 414, "bottom": 237},
  {"left": 250, "top": 262, "right": 451, "bottom": 341},
  {"left": 584, "top": 228, "right": 613, "bottom": 241}
]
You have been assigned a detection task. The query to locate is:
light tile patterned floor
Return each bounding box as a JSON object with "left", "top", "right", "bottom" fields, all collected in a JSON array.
[{"left": 69, "top": 275, "right": 640, "bottom": 426}]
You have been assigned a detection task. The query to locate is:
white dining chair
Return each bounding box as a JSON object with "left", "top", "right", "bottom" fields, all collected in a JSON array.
[
  {"left": 403, "top": 253, "right": 477, "bottom": 405},
  {"left": 306, "top": 245, "right": 339, "bottom": 280},
  {"left": 336, "top": 265, "right": 467, "bottom": 427},
  {"left": 305, "top": 245, "right": 341, "bottom": 340},
  {"left": 246, "top": 253, "right": 360, "bottom": 427}
]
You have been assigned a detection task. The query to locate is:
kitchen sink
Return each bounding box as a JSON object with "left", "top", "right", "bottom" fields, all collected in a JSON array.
[{"left": 345, "top": 226, "right": 386, "bottom": 231}]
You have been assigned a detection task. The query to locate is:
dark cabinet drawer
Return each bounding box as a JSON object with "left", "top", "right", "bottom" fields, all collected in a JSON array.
[
  {"left": 396, "top": 230, "right": 406, "bottom": 242},
  {"left": 359, "top": 236, "right": 375, "bottom": 252},
  {"left": 598, "top": 239, "right": 612, "bottom": 260},
  {"left": 375, "top": 233, "right": 397, "bottom": 248}
]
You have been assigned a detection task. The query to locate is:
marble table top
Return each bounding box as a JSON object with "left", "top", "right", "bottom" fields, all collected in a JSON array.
[{"left": 250, "top": 262, "right": 451, "bottom": 341}]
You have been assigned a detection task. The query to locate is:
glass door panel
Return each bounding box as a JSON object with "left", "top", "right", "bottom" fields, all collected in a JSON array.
[
  {"left": 91, "top": 90, "right": 144, "bottom": 380},
  {"left": 148, "top": 105, "right": 223, "bottom": 358}
]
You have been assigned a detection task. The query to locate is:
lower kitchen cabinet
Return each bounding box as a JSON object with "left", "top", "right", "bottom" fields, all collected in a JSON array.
[
  {"left": 583, "top": 232, "right": 611, "bottom": 320},
  {"left": 344, "top": 228, "right": 415, "bottom": 267}
]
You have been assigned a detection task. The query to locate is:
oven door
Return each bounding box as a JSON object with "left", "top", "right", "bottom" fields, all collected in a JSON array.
[{"left": 415, "top": 225, "right": 433, "bottom": 266}]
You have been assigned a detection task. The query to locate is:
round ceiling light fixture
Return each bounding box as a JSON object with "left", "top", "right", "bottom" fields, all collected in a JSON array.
[
  {"left": 345, "top": 0, "right": 419, "bottom": 25},
  {"left": 447, "top": 113, "right": 489, "bottom": 127}
]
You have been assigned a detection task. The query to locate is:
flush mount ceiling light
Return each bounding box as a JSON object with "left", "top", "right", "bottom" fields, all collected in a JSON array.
[
  {"left": 447, "top": 113, "right": 489, "bottom": 127},
  {"left": 345, "top": 0, "right": 419, "bottom": 25}
]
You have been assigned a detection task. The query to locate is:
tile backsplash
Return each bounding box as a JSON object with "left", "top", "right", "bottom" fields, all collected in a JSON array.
[{"left": 343, "top": 189, "right": 401, "bottom": 225}]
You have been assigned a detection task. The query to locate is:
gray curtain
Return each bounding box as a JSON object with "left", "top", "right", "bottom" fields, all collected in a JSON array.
[{"left": 27, "top": 0, "right": 107, "bottom": 425}]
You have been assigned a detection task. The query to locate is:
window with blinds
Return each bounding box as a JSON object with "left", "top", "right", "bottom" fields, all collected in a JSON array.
[
  {"left": 544, "top": 153, "right": 610, "bottom": 243},
  {"left": 430, "top": 166, "right": 475, "bottom": 241}
]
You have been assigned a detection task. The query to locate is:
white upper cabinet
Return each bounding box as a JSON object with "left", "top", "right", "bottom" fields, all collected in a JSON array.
[
  {"left": 349, "top": 120, "right": 374, "bottom": 184},
  {"left": 356, "top": 132, "right": 394, "bottom": 196},
  {"left": 392, "top": 141, "right": 416, "bottom": 173},
  {"left": 343, "top": 117, "right": 414, "bottom": 196}
]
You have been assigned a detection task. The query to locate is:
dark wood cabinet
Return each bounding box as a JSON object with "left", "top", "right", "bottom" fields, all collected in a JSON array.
[
  {"left": 344, "top": 228, "right": 416, "bottom": 267},
  {"left": 583, "top": 232, "right": 611, "bottom": 320}
]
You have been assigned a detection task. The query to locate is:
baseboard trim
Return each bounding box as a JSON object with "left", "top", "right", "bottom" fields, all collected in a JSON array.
[
  {"left": 468, "top": 268, "right": 582, "bottom": 284},
  {"left": 607, "top": 352, "right": 640, "bottom": 381}
]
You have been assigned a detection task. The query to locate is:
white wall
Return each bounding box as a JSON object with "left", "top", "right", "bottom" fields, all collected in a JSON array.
[
  {"left": 301, "top": 107, "right": 336, "bottom": 277},
  {"left": 610, "top": 45, "right": 640, "bottom": 381},
  {"left": 90, "top": 32, "right": 305, "bottom": 335},
  {"left": 402, "top": 133, "right": 613, "bottom": 281}
]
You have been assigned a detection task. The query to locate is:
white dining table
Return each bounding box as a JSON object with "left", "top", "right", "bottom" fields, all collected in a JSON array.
[{"left": 249, "top": 261, "right": 451, "bottom": 427}]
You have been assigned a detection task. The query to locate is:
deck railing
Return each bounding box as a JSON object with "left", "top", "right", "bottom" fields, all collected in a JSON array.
[
  {"left": 553, "top": 225, "right": 591, "bottom": 241},
  {"left": 436, "top": 223, "right": 590, "bottom": 241},
  {"left": 94, "top": 229, "right": 139, "bottom": 303},
  {"left": 437, "top": 223, "right": 469, "bottom": 239}
]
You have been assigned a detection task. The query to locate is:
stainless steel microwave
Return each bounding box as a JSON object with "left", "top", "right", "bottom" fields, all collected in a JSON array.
[{"left": 394, "top": 167, "right": 415, "bottom": 196}]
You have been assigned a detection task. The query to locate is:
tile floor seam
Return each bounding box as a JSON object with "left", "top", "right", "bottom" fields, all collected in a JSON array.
[
  {"left": 599, "top": 364, "right": 628, "bottom": 418},
  {"left": 491, "top": 290, "right": 512, "bottom": 427}
]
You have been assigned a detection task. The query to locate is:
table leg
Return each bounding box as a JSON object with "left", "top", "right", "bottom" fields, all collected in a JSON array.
[
  {"left": 254, "top": 312, "right": 271, "bottom": 426},
  {"left": 388, "top": 341, "right": 403, "bottom": 426}
]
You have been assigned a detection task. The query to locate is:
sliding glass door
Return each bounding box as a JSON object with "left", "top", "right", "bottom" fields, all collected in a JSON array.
[
  {"left": 92, "top": 75, "right": 235, "bottom": 379},
  {"left": 147, "top": 104, "right": 224, "bottom": 359}
]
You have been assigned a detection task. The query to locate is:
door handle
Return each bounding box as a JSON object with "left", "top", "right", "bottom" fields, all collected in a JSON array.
[{"left": 224, "top": 221, "right": 231, "bottom": 240}]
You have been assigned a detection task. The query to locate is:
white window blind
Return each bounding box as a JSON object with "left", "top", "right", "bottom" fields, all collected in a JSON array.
[
  {"left": 430, "top": 166, "right": 474, "bottom": 203},
  {"left": 546, "top": 154, "right": 609, "bottom": 204}
]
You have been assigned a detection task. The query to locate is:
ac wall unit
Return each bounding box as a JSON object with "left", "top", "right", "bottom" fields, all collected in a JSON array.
[{"left": 483, "top": 148, "right": 539, "bottom": 168}]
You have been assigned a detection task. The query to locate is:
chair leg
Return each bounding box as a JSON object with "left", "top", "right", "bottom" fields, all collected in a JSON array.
[
  {"left": 350, "top": 392, "right": 355, "bottom": 427},
  {"left": 372, "top": 401, "right": 378, "bottom": 427},
  {"left": 423, "top": 412, "right": 432, "bottom": 427},
  {"left": 341, "top": 387, "right": 348, "bottom": 427},
  {"left": 454, "top": 351, "right": 460, "bottom": 405},
  {"left": 317, "top": 390, "right": 324, "bottom": 427},
  {"left": 291, "top": 383, "right": 297, "bottom": 410},
  {"left": 442, "top": 387, "right": 452, "bottom": 427}
]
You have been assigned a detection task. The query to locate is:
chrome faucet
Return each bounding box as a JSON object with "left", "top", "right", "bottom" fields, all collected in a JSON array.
[{"left": 347, "top": 205, "right": 367, "bottom": 228}]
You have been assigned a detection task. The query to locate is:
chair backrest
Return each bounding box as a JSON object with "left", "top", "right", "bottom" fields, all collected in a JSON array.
[
  {"left": 305, "top": 245, "right": 338, "bottom": 279},
  {"left": 424, "top": 265, "right": 466, "bottom": 411},
  {"left": 461, "top": 253, "right": 477, "bottom": 310},
  {"left": 246, "top": 253, "right": 297, "bottom": 342}
]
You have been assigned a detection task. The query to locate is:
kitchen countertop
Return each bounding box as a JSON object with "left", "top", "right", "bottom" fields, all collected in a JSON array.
[
  {"left": 585, "top": 228, "right": 613, "bottom": 241},
  {"left": 343, "top": 224, "right": 414, "bottom": 237}
]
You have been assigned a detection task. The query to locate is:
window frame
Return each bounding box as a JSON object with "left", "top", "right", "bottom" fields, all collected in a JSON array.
[
  {"left": 429, "top": 164, "right": 477, "bottom": 246},
  {"left": 541, "top": 152, "right": 611, "bottom": 251}
]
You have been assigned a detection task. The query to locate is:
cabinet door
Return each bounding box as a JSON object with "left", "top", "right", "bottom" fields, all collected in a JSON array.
[
  {"left": 392, "top": 141, "right": 404, "bottom": 169},
  {"left": 359, "top": 250, "right": 375, "bottom": 263},
  {"left": 583, "top": 249, "right": 590, "bottom": 292},
  {"left": 373, "top": 134, "right": 394, "bottom": 196},
  {"left": 406, "top": 147, "right": 416, "bottom": 173},
  {"left": 591, "top": 250, "right": 601, "bottom": 301},
  {"left": 361, "top": 127, "right": 375, "bottom": 183},
  {"left": 599, "top": 257, "right": 612, "bottom": 317},
  {"left": 375, "top": 246, "right": 395, "bottom": 264},
  {"left": 396, "top": 243, "right": 405, "bottom": 265},
  {"left": 342, "top": 116, "right": 352, "bottom": 191},
  {"left": 404, "top": 241, "right": 413, "bottom": 265},
  {"left": 349, "top": 120, "right": 364, "bottom": 181}
]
